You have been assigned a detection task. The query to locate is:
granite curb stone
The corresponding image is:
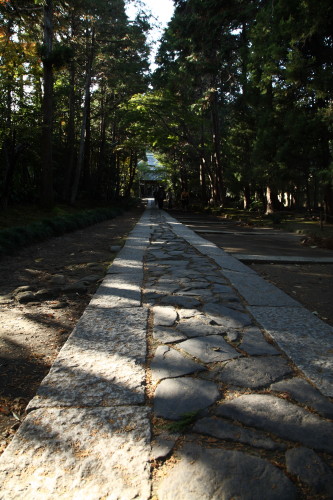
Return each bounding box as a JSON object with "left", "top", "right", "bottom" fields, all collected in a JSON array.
[
  {"left": 248, "top": 305, "right": 333, "bottom": 397},
  {"left": 0, "top": 407, "right": 151, "bottom": 499},
  {"left": 27, "top": 307, "right": 149, "bottom": 410}
]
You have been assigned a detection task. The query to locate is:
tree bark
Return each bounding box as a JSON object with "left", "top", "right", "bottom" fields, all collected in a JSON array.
[
  {"left": 0, "top": 133, "right": 23, "bottom": 210},
  {"left": 210, "top": 89, "right": 224, "bottom": 205},
  {"left": 200, "top": 157, "right": 208, "bottom": 205},
  {"left": 70, "top": 27, "right": 95, "bottom": 205},
  {"left": 243, "top": 184, "right": 251, "bottom": 209},
  {"left": 265, "top": 185, "right": 280, "bottom": 214},
  {"left": 63, "top": 58, "right": 77, "bottom": 201},
  {"left": 124, "top": 151, "right": 138, "bottom": 197},
  {"left": 40, "top": 0, "right": 54, "bottom": 208}
]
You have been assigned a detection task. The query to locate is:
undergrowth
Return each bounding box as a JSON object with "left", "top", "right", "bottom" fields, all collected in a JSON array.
[
  {"left": 164, "top": 411, "right": 200, "bottom": 433},
  {"left": 0, "top": 198, "right": 140, "bottom": 257}
]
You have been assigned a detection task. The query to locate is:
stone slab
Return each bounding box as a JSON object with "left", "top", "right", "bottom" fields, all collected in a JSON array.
[
  {"left": 223, "top": 270, "right": 300, "bottom": 306},
  {"left": 157, "top": 443, "right": 296, "bottom": 500},
  {"left": 148, "top": 283, "right": 180, "bottom": 295},
  {"left": 153, "top": 305, "right": 178, "bottom": 326},
  {"left": 212, "top": 283, "right": 235, "bottom": 294},
  {"left": 0, "top": 407, "right": 151, "bottom": 500},
  {"left": 183, "top": 281, "right": 211, "bottom": 290},
  {"left": 217, "top": 356, "right": 293, "bottom": 388},
  {"left": 164, "top": 214, "right": 257, "bottom": 270},
  {"left": 151, "top": 433, "right": 180, "bottom": 460},
  {"left": 89, "top": 274, "right": 142, "bottom": 308},
  {"left": 203, "top": 303, "right": 252, "bottom": 328},
  {"left": 151, "top": 346, "right": 204, "bottom": 383},
  {"left": 194, "top": 417, "right": 286, "bottom": 450},
  {"left": 240, "top": 326, "right": 280, "bottom": 355},
  {"left": 159, "top": 295, "right": 201, "bottom": 308},
  {"left": 248, "top": 306, "right": 333, "bottom": 397},
  {"left": 179, "top": 335, "right": 240, "bottom": 363},
  {"left": 176, "top": 317, "right": 225, "bottom": 338},
  {"left": 180, "top": 291, "right": 216, "bottom": 303},
  {"left": 28, "top": 308, "right": 148, "bottom": 409},
  {"left": 178, "top": 309, "right": 203, "bottom": 319},
  {"left": 154, "top": 377, "right": 219, "bottom": 420},
  {"left": 285, "top": 447, "right": 333, "bottom": 496},
  {"left": 106, "top": 211, "right": 152, "bottom": 275},
  {"left": 211, "top": 254, "right": 258, "bottom": 274},
  {"left": 153, "top": 325, "right": 187, "bottom": 344},
  {"left": 270, "top": 377, "right": 333, "bottom": 419},
  {"left": 216, "top": 394, "right": 333, "bottom": 453},
  {"left": 235, "top": 254, "right": 333, "bottom": 264},
  {"left": 107, "top": 250, "right": 145, "bottom": 274},
  {"left": 188, "top": 263, "right": 217, "bottom": 274}
]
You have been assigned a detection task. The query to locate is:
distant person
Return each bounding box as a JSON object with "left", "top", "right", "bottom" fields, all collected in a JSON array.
[
  {"left": 156, "top": 186, "right": 166, "bottom": 209},
  {"left": 153, "top": 189, "right": 158, "bottom": 206},
  {"left": 181, "top": 189, "right": 189, "bottom": 211},
  {"left": 166, "top": 189, "right": 173, "bottom": 209}
]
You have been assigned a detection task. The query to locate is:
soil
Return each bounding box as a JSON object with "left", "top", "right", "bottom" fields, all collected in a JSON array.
[
  {"left": 249, "top": 262, "right": 333, "bottom": 326},
  {"left": 0, "top": 206, "right": 144, "bottom": 454},
  {"left": 1, "top": 205, "right": 332, "bottom": 456}
]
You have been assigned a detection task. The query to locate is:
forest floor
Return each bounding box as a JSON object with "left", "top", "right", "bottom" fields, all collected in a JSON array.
[{"left": 1, "top": 204, "right": 333, "bottom": 455}]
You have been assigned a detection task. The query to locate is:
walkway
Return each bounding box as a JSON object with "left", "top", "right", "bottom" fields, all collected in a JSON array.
[{"left": 0, "top": 202, "right": 332, "bottom": 499}]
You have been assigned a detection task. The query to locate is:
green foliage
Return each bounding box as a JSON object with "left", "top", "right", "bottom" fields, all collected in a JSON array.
[
  {"left": 39, "top": 43, "right": 74, "bottom": 68},
  {"left": 0, "top": 0, "right": 152, "bottom": 208},
  {"left": 0, "top": 205, "right": 125, "bottom": 256},
  {"left": 165, "top": 411, "right": 200, "bottom": 433},
  {"left": 1, "top": 0, "right": 333, "bottom": 213}
]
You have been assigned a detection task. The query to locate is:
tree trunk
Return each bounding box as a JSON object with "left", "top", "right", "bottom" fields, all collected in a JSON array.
[
  {"left": 0, "top": 134, "right": 21, "bottom": 210},
  {"left": 40, "top": 0, "right": 54, "bottom": 208},
  {"left": 211, "top": 89, "right": 224, "bottom": 205},
  {"left": 125, "top": 151, "right": 137, "bottom": 197},
  {"left": 82, "top": 86, "right": 91, "bottom": 193},
  {"left": 63, "top": 58, "right": 77, "bottom": 202},
  {"left": 243, "top": 184, "right": 251, "bottom": 209},
  {"left": 200, "top": 157, "right": 208, "bottom": 205},
  {"left": 115, "top": 153, "right": 121, "bottom": 199},
  {"left": 96, "top": 94, "right": 107, "bottom": 198},
  {"left": 265, "top": 186, "right": 280, "bottom": 214},
  {"left": 70, "top": 27, "right": 95, "bottom": 205},
  {"left": 324, "top": 183, "right": 333, "bottom": 217}
]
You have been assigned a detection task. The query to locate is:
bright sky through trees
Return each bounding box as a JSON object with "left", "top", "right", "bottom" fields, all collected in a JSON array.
[
  {"left": 126, "top": 0, "right": 174, "bottom": 68},
  {"left": 143, "top": 0, "right": 174, "bottom": 28}
]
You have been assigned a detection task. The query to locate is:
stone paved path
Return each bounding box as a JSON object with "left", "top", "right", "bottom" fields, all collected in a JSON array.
[{"left": 0, "top": 202, "right": 332, "bottom": 499}]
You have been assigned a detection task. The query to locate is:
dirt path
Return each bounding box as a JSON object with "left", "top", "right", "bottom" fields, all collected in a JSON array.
[{"left": 0, "top": 206, "right": 144, "bottom": 453}]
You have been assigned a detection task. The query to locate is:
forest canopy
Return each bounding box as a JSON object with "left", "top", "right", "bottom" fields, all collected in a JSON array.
[
  {"left": 0, "top": 0, "right": 151, "bottom": 208},
  {"left": 1, "top": 0, "right": 333, "bottom": 215}
]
